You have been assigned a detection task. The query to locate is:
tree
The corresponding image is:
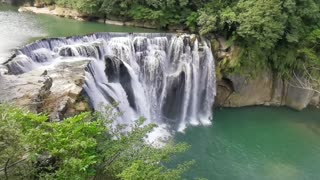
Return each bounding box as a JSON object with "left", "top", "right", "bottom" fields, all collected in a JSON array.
[
  {"left": 0, "top": 105, "right": 192, "bottom": 179},
  {"left": 198, "top": 0, "right": 320, "bottom": 77}
]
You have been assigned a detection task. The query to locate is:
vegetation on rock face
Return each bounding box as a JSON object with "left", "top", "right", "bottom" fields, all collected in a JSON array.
[
  {"left": 198, "top": 0, "right": 320, "bottom": 78},
  {"left": 0, "top": 105, "right": 192, "bottom": 179}
]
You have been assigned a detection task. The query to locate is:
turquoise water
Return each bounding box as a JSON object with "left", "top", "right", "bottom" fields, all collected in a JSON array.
[
  {"left": 30, "top": 12, "right": 159, "bottom": 39},
  {"left": 173, "top": 107, "right": 320, "bottom": 180}
]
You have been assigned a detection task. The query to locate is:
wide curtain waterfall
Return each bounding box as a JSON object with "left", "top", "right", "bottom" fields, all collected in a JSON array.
[{"left": 3, "top": 33, "right": 216, "bottom": 134}]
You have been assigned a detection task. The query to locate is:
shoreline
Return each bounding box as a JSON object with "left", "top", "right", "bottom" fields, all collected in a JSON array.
[{"left": 18, "top": 6, "right": 162, "bottom": 30}]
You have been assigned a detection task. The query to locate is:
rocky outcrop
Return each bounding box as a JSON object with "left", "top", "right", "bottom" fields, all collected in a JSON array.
[
  {"left": 215, "top": 71, "right": 320, "bottom": 110},
  {"left": 0, "top": 59, "right": 91, "bottom": 120},
  {"left": 216, "top": 70, "right": 273, "bottom": 107},
  {"left": 213, "top": 37, "right": 320, "bottom": 110}
]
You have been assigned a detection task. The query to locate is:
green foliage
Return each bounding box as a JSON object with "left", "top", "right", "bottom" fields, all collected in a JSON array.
[
  {"left": 198, "top": 0, "right": 320, "bottom": 76},
  {"left": 100, "top": 0, "right": 133, "bottom": 19},
  {"left": 186, "top": 12, "right": 199, "bottom": 32},
  {"left": 127, "top": 0, "right": 194, "bottom": 28},
  {"left": 297, "top": 28, "right": 320, "bottom": 79},
  {"left": 235, "top": 0, "right": 286, "bottom": 49},
  {"left": 0, "top": 105, "right": 192, "bottom": 179},
  {"left": 27, "top": 112, "right": 105, "bottom": 179},
  {"left": 0, "top": 106, "right": 47, "bottom": 178}
]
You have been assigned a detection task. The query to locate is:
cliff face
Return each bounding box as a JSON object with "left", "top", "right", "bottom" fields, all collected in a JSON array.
[
  {"left": 213, "top": 38, "right": 320, "bottom": 110},
  {"left": 215, "top": 71, "right": 319, "bottom": 110}
]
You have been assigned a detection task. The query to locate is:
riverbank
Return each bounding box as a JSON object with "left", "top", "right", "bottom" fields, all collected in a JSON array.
[{"left": 18, "top": 6, "right": 162, "bottom": 30}]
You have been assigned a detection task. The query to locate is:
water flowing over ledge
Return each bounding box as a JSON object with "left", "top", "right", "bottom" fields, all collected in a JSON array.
[{"left": 2, "top": 32, "right": 216, "bottom": 136}]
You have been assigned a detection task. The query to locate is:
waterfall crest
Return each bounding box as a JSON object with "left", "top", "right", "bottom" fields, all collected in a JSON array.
[{"left": 4, "top": 33, "right": 216, "bottom": 133}]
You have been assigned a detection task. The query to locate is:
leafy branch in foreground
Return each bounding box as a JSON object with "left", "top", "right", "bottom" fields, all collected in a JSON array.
[{"left": 0, "top": 104, "right": 192, "bottom": 179}]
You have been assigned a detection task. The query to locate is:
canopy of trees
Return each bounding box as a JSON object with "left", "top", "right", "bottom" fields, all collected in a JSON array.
[
  {"left": 198, "top": 0, "right": 320, "bottom": 77},
  {"left": 0, "top": 105, "right": 192, "bottom": 179}
]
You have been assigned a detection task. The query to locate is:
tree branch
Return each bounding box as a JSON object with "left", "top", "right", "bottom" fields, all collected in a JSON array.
[
  {"left": 4, "top": 159, "right": 10, "bottom": 180},
  {"left": 288, "top": 68, "right": 320, "bottom": 94},
  {"left": 0, "top": 157, "right": 27, "bottom": 173}
]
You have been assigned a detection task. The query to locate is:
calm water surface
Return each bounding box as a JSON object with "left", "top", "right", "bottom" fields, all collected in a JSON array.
[
  {"left": 1, "top": 4, "right": 320, "bottom": 180},
  {"left": 173, "top": 107, "right": 320, "bottom": 180}
]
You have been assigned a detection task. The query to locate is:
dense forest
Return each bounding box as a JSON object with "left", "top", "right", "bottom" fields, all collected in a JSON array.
[{"left": 30, "top": 0, "right": 320, "bottom": 80}]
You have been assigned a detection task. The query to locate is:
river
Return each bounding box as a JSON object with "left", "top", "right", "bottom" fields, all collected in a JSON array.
[
  {"left": 0, "top": 4, "right": 157, "bottom": 63},
  {"left": 1, "top": 4, "right": 320, "bottom": 180}
]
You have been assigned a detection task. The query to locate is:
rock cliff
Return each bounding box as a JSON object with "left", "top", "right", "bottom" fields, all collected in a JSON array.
[{"left": 213, "top": 37, "right": 320, "bottom": 110}]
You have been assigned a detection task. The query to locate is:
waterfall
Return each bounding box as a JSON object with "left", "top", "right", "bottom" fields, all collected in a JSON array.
[{"left": 3, "top": 33, "right": 216, "bottom": 136}]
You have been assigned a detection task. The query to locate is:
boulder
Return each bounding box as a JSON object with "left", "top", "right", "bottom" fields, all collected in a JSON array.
[{"left": 285, "top": 82, "right": 315, "bottom": 110}]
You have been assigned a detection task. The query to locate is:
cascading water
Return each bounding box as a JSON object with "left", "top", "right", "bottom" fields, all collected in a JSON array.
[{"left": 3, "top": 33, "right": 216, "bottom": 139}]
